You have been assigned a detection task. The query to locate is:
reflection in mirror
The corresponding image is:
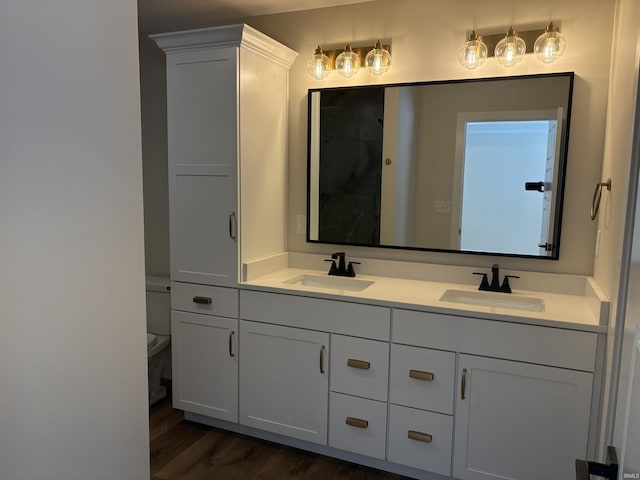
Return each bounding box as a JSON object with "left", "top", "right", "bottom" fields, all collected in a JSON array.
[{"left": 307, "top": 73, "right": 573, "bottom": 258}]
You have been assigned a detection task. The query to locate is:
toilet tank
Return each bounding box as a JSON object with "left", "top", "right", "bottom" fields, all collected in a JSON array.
[{"left": 146, "top": 276, "right": 171, "bottom": 335}]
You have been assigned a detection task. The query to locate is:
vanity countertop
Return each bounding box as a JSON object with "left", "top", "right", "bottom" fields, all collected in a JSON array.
[{"left": 240, "top": 266, "right": 608, "bottom": 333}]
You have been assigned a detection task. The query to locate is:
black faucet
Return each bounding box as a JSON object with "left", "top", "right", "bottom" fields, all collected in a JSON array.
[
  {"left": 325, "top": 252, "right": 360, "bottom": 277},
  {"left": 473, "top": 264, "right": 519, "bottom": 293}
]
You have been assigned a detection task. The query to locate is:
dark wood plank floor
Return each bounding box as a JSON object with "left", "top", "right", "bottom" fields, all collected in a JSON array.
[{"left": 149, "top": 397, "right": 412, "bottom": 480}]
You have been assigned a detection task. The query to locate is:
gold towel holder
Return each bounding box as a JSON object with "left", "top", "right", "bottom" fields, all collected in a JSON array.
[{"left": 591, "top": 178, "right": 612, "bottom": 221}]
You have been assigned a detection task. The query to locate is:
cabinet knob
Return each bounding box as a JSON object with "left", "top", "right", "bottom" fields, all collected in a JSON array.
[
  {"left": 320, "top": 345, "right": 326, "bottom": 374},
  {"left": 346, "top": 417, "right": 369, "bottom": 429},
  {"left": 229, "top": 212, "right": 237, "bottom": 240},
  {"left": 347, "top": 359, "right": 370, "bottom": 370},
  {"left": 408, "top": 430, "right": 432, "bottom": 443},
  {"left": 192, "top": 296, "right": 212, "bottom": 305},
  {"left": 229, "top": 330, "right": 235, "bottom": 357},
  {"left": 461, "top": 368, "right": 467, "bottom": 400},
  {"left": 409, "top": 369, "right": 434, "bottom": 381}
]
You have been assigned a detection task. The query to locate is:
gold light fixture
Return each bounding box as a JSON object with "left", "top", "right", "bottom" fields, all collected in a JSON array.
[
  {"left": 494, "top": 26, "right": 526, "bottom": 67},
  {"left": 365, "top": 40, "right": 392, "bottom": 75},
  {"left": 306, "top": 46, "right": 331, "bottom": 80},
  {"left": 534, "top": 22, "right": 567, "bottom": 63},
  {"left": 459, "top": 22, "right": 566, "bottom": 69},
  {"left": 458, "top": 30, "right": 488, "bottom": 70},
  {"left": 335, "top": 43, "right": 361, "bottom": 78},
  {"left": 306, "top": 42, "right": 392, "bottom": 80}
]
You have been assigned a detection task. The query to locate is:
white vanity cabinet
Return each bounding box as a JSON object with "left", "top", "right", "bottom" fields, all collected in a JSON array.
[
  {"left": 170, "top": 285, "right": 239, "bottom": 422},
  {"left": 152, "top": 25, "right": 297, "bottom": 287},
  {"left": 239, "top": 320, "right": 329, "bottom": 444},
  {"left": 238, "top": 290, "right": 391, "bottom": 448},
  {"left": 393, "top": 308, "right": 599, "bottom": 480},
  {"left": 387, "top": 344, "right": 456, "bottom": 476},
  {"left": 164, "top": 46, "right": 238, "bottom": 287},
  {"left": 329, "top": 335, "right": 390, "bottom": 459},
  {"left": 152, "top": 22, "right": 298, "bottom": 435},
  {"left": 453, "top": 354, "right": 593, "bottom": 480}
]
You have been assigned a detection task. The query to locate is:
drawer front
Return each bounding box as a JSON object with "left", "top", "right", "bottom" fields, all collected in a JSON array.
[
  {"left": 171, "top": 281, "right": 238, "bottom": 318},
  {"left": 331, "top": 335, "right": 389, "bottom": 402},
  {"left": 393, "top": 308, "right": 598, "bottom": 371},
  {"left": 240, "top": 289, "right": 390, "bottom": 340},
  {"left": 329, "top": 393, "right": 387, "bottom": 460},
  {"left": 390, "top": 344, "right": 455, "bottom": 414},
  {"left": 387, "top": 404, "right": 453, "bottom": 477}
]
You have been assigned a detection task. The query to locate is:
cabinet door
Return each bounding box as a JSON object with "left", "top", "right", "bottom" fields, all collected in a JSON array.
[
  {"left": 172, "top": 311, "right": 238, "bottom": 422},
  {"left": 453, "top": 354, "right": 593, "bottom": 480},
  {"left": 167, "top": 48, "right": 238, "bottom": 286},
  {"left": 239, "top": 320, "right": 329, "bottom": 444}
]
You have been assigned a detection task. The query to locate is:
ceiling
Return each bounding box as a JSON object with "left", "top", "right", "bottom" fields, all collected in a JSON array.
[{"left": 138, "top": 0, "right": 374, "bottom": 34}]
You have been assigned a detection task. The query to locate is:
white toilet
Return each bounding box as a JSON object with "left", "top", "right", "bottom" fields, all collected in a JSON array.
[{"left": 146, "top": 275, "right": 171, "bottom": 405}]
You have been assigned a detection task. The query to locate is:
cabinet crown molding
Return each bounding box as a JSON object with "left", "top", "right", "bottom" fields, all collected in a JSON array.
[{"left": 151, "top": 23, "right": 298, "bottom": 68}]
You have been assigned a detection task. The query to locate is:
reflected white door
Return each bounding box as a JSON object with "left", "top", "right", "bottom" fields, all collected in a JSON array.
[
  {"left": 539, "top": 107, "right": 563, "bottom": 255},
  {"left": 452, "top": 110, "right": 560, "bottom": 256}
]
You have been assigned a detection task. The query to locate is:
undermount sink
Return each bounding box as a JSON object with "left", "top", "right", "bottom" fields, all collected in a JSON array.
[
  {"left": 439, "top": 289, "right": 545, "bottom": 312},
  {"left": 284, "top": 274, "right": 374, "bottom": 292}
]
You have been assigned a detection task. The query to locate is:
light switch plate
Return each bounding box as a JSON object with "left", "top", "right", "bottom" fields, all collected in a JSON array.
[
  {"left": 434, "top": 201, "right": 451, "bottom": 214},
  {"left": 296, "top": 214, "right": 306, "bottom": 234}
]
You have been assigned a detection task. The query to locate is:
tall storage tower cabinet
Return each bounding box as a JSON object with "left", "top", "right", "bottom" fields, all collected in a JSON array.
[
  {"left": 152, "top": 25, "right": 297, "bottom": 421},
  {"left": 153, "top": 24, "right": 298, "bottom": 287}
]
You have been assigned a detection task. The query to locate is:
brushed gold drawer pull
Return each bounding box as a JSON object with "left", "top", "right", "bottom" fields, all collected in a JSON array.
[
  {"left": 229, "top": 330, "right": 235, "bottom": 358},
  {"left": 193, "top": 296, "right": 212, "bottom": 305},
  {"left": 461, "top": 368, "right": 467, "bottom": 400},
  {"left": 229, "top": 212, "right": 237, "bottom": 240},
  {"left": 408, "top": 430, "right": 432, "bottom": 443},
  {"left": 409, "top": 369, "right": 434, "bottom": 381},
  {"left": 347, "top": 359, "right": 370, "bottom": 370},
  {"left": 346, "top": 417, "right": 369, "bottom": 429}
]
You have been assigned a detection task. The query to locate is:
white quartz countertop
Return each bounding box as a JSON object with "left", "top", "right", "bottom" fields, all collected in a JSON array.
[{"left": 240, "top": 267, "right": 608, "bottom": 333}]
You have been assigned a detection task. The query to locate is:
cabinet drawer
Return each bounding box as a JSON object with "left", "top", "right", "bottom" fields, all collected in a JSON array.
[
  {"left": 387, "top": 404, "right": 452, "bottom": 477},
  {"left": 329, "top": 393, "right": 387, "bottom": 460},
  {"left": 171, "top": 282, "right": 238, "bottom": 318},
  {"left": 390, "top": 344, "right": 455, "bottom": 414},
  {"left": 240, "top": 290, "right": 390, "bottom": 340},
  {"left": 331, "top": 335, "right": 389, "bottom": 402}
]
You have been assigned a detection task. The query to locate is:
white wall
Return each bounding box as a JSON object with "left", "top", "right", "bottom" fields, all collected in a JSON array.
[
  {"left": 140, "top": 36, "right": 170, "bottom": 277},
  {"left": 140, "top": 0, "right": 615, "bottom": 276},
  {"left": 0, "top": 1, "right": 150, "bottom": 479},
  {"left": 593, "top": 0, "right": 640, "bottom": 460}
]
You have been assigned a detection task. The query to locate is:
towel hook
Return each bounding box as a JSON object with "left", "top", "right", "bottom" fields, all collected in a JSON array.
[{"left": 591, "top": 178, "right": 612, "bottom": 220}]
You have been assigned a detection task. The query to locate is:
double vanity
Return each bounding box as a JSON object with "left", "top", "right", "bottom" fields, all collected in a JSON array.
[
  {"left": 152, "top": 23, "right": 608, "bottom": 480},
  {"left": 171, "top": 252, "right": 607, "bottom": 480}
]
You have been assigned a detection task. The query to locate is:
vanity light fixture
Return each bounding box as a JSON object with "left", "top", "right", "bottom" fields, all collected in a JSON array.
[
  {"left": 534, "top": 22, "right": 567, "bottom": 63},
  {"left": 306, "top": 45, "right": 331, "bottom": 80},
  {"left": 306, "top": 42, "right": 392, "bottom": 80},
  {"left": 335, "top": 43, "right": 361, "bottom": 78},
  {"left": 494, "top": 26, "right": 526, "bottom": 67},
  {"left": 459, "top": 22, "right": 565, "bottom": 69},
  {"left": 365, "top": 40, "right": 392, "bottom": 75},
  {"left": 458, "top": 30, "right": 488, "bottom": 70}
]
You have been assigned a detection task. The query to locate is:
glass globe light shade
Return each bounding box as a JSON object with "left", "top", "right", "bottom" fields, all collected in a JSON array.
[
  {"left": 494, "top": 26, "right": 526, "bottom": 67},
  {"left": 335, "top": 44, "right": 361, "bottom": 78},
  {"left": 365, "top": 40, "right": 391, "bottom": 75},
  {"left": 458, "top": 31, "right": 488, "bottom": 70},
  {"left": 306, "top": 46, "right": 331, "bottom": 80},
  {"left": 534, "top": 22, "right": 566, "bottom": 63}
]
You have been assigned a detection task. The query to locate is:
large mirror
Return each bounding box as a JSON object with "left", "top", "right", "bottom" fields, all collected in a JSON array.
[{"left": 307, "top": 73, "right": 574, "bottom": 258}]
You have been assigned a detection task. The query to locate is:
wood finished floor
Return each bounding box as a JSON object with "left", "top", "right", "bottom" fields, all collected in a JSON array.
[{"left": 149, "top": 397, "right": 412, "bottom": 480}]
